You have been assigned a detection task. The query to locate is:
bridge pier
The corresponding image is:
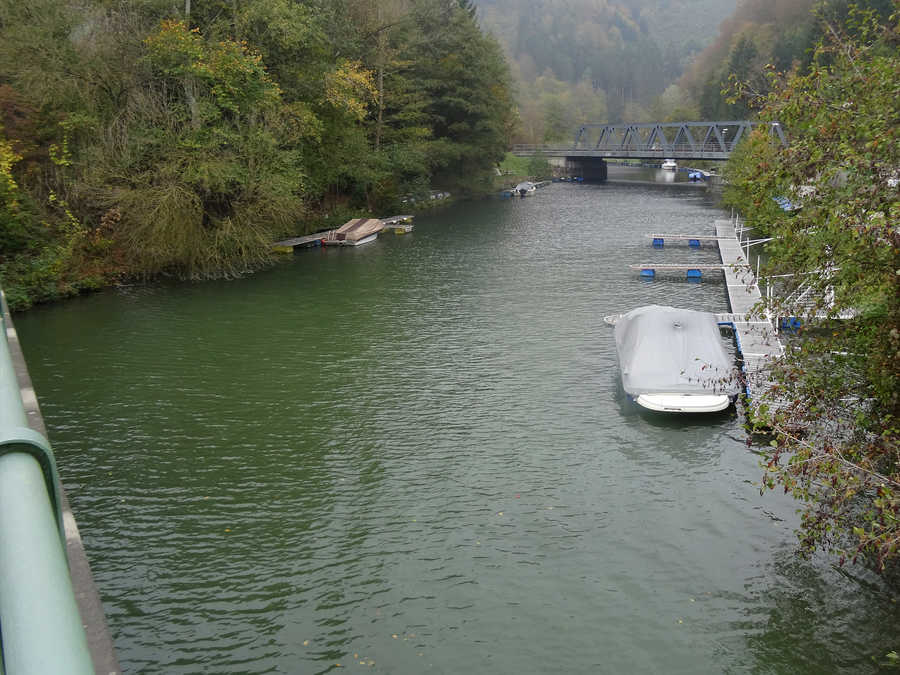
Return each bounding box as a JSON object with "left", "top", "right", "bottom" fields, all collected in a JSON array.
[{"left": 566, "top": 156, "right": 607, "bottom": 182}]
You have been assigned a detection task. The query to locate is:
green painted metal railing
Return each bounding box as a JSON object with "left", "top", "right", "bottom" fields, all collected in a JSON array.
[{"left": 0, "top": 296, "right": 94, "bottom": 674}]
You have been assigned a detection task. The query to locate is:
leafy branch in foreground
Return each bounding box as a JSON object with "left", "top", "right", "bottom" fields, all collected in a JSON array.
[{"left": 725, "top": 4, "right": 900, "bottom": 570}]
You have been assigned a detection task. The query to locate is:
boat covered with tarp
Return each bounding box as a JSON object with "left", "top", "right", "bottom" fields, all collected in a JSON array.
[
  {"left": 614, "top": 305, "right": 741, "bottom": 413},
  {"left": 513, "top": 181, "right": 536, "bottom": 196},
  {"left": 327, "top": 218, "right": 384, "bottom": 245}
]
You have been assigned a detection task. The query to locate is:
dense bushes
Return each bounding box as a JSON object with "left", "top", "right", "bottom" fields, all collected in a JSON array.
[
  {"left": 723, "top": 6, "right": 900, "bottom": 569},
  {"left": 0, "top": 0, "right": 514, "bottom": 307}
]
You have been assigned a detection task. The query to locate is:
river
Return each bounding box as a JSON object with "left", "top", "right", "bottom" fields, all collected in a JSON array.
[{"left": 15, "top": 175, "right": 900, "bottom": 673}]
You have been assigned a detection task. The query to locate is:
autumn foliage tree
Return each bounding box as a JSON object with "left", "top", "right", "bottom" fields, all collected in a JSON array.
[
  {"left": 0, "top": 0, "right": 514, "bottom": 305},
  {"left": 723, "top": 5, "right": 900, "bottom": 569}
]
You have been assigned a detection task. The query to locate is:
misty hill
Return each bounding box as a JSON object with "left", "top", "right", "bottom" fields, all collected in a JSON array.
[
  {"left": 474, "top": 0, "right": 737, "bottom": 135},
  {"left": 680, "top": 0, "right": 894, "bottom": 119}
]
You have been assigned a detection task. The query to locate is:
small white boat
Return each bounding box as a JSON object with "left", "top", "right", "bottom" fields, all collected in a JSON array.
[
  {"left": 514, "top": 181, "right": 537, "bottom": 196},
  {"left": 661, "top": 159, "right": 677, "bottom": 171},
  {"left": 380, "top": 215, "right": 414, "bottom": 234}
]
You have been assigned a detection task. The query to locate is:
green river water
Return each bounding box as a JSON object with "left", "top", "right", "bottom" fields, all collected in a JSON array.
[{"left": 15, "top": 170, "right": 900, "bottom": 673}]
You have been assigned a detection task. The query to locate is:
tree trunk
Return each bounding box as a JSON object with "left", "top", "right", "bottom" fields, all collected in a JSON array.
[
  {"left": 374, "top": 4, "right": 386, "bottom": 152},
  {"left": 184, "top": 0, "right": 199, "bottom": 130},
  {"left": 375, "top": 57, "right": 384, "bottom": 151}
]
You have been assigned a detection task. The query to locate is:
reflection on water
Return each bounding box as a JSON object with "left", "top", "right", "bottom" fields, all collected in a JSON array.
[
  {"left": 15, "top": 182, "right": 900, "bottom": 674},
  {"left": 607, "top": 162, "right": 706, "bottom": 186}
]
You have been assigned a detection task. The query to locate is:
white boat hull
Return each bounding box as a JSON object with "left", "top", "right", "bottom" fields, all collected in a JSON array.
[
  {"left": 345, "top": 232, "right": 378, "bottom": 246},
  {"left": 635, "top": 393, "right": 731, "bottom": 413}
]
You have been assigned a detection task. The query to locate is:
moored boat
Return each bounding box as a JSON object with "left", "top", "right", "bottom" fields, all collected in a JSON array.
[
  {"left": 325, "top": 218, "right": 384, "bottom": 246},
  {"left": 514, "top": 181, "right": 537, "bottom": 196},
  {"left": 379, "top": 215, "right": 415, "bottom": 234},
  {"left": 614, "top": 305, "right": 740, "bottom": 413}
]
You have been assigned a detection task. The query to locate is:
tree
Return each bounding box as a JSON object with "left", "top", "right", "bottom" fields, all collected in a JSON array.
[
  {"left": 93, "top": 19, "right": 306, "bottom": 279},
  {"left": 408, "top": 0, "right": 514, "bottom": 193},
  {"left": 723, "top": 6, "right": 900, "bottom": 570},
  {"left": 0, "top": 0, "right": 519, "bottom": 304}
]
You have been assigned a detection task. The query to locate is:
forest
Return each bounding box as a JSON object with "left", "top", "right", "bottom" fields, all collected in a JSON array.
[
  {"left": 0, "top": 0, "right": 514, "bottom": 307},
  {"left": 477, "top": 0, "right": 737, "bottom": 141},
  {"left": 478, "top": 0, "right": 895, "bottom": 139},
  {"left": 681, "top": 0, "right": 896, "bottom": 117},
  {"left": 0, "top": 0, "right": 895, "bottom": 308}
]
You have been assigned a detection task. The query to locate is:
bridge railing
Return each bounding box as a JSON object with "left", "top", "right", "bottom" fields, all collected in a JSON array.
[{"left": 0, "top": 289, "right": 94, "bottom": 674}]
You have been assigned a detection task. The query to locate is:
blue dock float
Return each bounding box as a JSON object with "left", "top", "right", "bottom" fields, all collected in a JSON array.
[
  {"left": 645, "top": 233, "right": 732, "bottom": 249},
  {"left": 629, "top": 264, "right": 726, "bottom": 280}
]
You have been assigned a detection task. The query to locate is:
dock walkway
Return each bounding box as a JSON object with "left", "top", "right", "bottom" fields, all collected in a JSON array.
[
  {"left": 380, "top": 215, "right": 413, "bottom": 226},
  {"left": 274, "top": 215, "right": 415, "bottom": 251},
  {"left": 713, "top": 219, "right": 783, "bottom": 401},
  {"left": 273, "top": 231, "right": 331, "bottom": 250}
]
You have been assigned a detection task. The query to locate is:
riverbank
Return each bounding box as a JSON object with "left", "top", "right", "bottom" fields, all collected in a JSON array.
[{"left": 2, "top": 188, "right": 467, "bottom": 313}]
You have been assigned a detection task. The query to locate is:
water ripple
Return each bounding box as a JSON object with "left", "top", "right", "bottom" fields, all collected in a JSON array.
[{"left": 14, "top": 182, "right": 900, "bottom": 674}]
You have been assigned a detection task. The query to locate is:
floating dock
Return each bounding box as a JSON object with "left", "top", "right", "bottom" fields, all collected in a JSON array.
[
  {"left": 714, "top": 219, "right": 783, "bottom": 401},
  {"left": 272, "top": 231, "right": 331, "bottom": 251},
  {"left": 629, "top": 263, "right": 726, "bottom": 279},
  {"left": 630, "top": 220, "right": 784, "bottom": 403},
  {"left": 380, "top": 215, "right": 414, "bottom": 234},
  {"left": 274, "top": 216, "right": 415, "bottom": 251},
  {"left": 645, "top": 233, "right": 735, "bottom": 248}
]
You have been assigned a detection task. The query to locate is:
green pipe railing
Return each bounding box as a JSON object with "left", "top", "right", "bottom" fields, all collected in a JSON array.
[{"left": 0, "top": 297, "right": 94, "bottom": 675}]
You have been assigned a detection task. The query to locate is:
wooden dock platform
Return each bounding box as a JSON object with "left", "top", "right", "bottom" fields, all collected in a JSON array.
[
  {"left": 380, "top": 215, "right": 414, "bottom": 226},
  {"left": 273, "top": 231, "right": 331, "bottom": 251},
  {"left": 629, "top": 264, "right": 726, "bottom": 271},
  {"left": 274, "top": 215, "right": 412, "bottom": 251},
  {"left": 380, "top": 215, "right": 414, "bottom": 233}
]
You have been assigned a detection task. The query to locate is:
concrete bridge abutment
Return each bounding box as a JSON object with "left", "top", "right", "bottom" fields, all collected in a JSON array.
[{"left": 566, "top": 156, "right": 607, "bottom": 182}]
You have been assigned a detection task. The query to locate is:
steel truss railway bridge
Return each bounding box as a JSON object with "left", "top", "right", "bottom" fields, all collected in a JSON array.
[{"left": 512, "top": 121, "right": 786, "bottom": 179}]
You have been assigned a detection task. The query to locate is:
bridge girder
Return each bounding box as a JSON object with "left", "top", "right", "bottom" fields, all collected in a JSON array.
[
  {"left": 511, "top": 120, "right": 784, "bottom": 161},
  {"left": 572, "top": 121, "right": 785, "bottom": 155}
]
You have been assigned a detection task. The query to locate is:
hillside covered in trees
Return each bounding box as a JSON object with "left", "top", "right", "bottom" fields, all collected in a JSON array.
[
  {"left": 680, "top": 0, "right": 895, "bottom": 118},
  {"left": 474, "top": 0, "right": 738, "bottom": 140},
  {"left": 0, "top": 0, "right": 514, "bottom": 307},
  {"left": 479, "top": 0, "right": 895, "bottom": 139}
]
